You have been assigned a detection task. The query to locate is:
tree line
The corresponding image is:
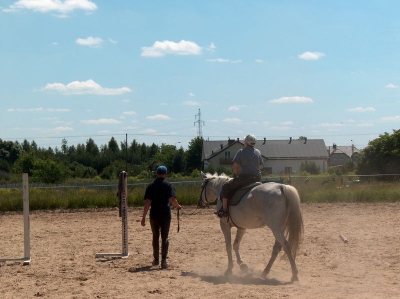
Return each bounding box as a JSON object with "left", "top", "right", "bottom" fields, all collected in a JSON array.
[
  {"left": 0, "top": 136, "right": 204, "bottom": 184},
  {"left": 1, "top": 129, "right": 399, "bottom": 184}
]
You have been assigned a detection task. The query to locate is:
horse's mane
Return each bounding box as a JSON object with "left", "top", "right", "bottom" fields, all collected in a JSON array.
[{"left": 203, "top": 172, "right": 230, "bottom": 179}]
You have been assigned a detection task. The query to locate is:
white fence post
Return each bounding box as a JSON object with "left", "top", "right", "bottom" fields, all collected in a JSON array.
[{"left": 0, "top": 173, "right": 31, "bottom": 265}]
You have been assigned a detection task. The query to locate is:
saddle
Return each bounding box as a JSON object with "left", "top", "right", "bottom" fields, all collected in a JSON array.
[{"left": 228, "top": 182, "right": 262, "bottom": 206}]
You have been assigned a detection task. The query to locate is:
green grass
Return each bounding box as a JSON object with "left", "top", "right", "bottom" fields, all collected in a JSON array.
[{"left": 1, "top": 178, "right": 400, "bottom": 212}]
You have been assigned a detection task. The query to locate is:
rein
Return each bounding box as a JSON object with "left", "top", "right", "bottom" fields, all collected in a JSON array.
[{"left": 198, "top": 177, "right": 217, "bottom": 206}]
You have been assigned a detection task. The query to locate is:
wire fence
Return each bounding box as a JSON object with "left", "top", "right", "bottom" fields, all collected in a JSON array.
[{"left": 1, "top": 174, "right": 400, "bottom": 191}]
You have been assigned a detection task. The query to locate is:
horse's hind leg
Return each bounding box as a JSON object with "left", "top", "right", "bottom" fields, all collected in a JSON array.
[
  {"left": 261, "top": 239, "right": 281, "bottom": 278},
  {"left": 233, "top": 228, "right": 248, "bottom": 273},
  {"left": 262, "top": 230, "right": 299, "bottom": 282}
]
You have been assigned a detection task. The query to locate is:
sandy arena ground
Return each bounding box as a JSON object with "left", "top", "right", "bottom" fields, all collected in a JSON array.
[{"left": 1, "top": 203, "right": 399, "bottom": 299}]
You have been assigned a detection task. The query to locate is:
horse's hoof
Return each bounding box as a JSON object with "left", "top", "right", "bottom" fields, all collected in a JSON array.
[
  {"left": 224, "top": 269, "right": 233, "bottom": 276},
  {"left": 260, "top": 270, "right": 268, "bottom": 279},
  {"left": 239, "top": 263, "right": 248, "bottom": 273},
  {"left": 291, "top": 275, "right": 299, "bottom": 282}
]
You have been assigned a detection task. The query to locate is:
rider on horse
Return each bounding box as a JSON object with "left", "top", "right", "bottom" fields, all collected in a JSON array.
[{"left": 217, "top": 134, "right": 263, "bottom": 218}]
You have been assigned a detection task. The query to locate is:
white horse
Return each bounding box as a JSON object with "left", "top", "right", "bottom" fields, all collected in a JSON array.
[{"left": 198, "top": 172, "right": 304, "bottom": 282}]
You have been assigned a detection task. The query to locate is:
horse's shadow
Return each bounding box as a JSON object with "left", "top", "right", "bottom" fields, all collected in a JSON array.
[{"left": 181, "top": 271, "right": 291, "bottom": 286}]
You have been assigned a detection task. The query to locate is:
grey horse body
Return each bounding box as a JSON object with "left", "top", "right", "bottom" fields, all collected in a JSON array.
[{"left": 200, "top": 172, "right": 304, "bottom": 282}]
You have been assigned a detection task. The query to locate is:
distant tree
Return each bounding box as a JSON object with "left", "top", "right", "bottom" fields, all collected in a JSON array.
[
  {"left": 0, "top": 139, "right": 21, "bottom": 165},
  {"left": 86, "top": 138, "right": 99, "bottom": 157},
  {"left": 185, "top": 136, "right": 203, "bottom": 172},
  {"left": 357, "top": 129, "right": 400, "bottom": 175},
  {"left": 300, "top": 161, "right": 320, "bottom": 175},
  {"left": 22, "top": 139, "right": 32, "bottom": 153},
  {"left": 108, "top": 137, "right": 119, "bottom": 153},
  {"left": 32, "top": 159, "right": 70, "bottom": 184},
  {"left": 61, "top": 138, "right": 68, "bottom": 154},
  {"left": 171, "top": 148, "right": 185, "bottom": 173},
  {"left": 148, "top": 143, "right": 159, "bottom": 159}
]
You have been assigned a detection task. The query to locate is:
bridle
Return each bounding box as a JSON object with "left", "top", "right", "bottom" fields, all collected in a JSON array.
[{"left": 198, "top": 177, "right": 217, "bottom": 207}]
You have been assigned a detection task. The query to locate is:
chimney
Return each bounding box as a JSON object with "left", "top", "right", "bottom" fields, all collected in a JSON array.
[
  {"left": 304, "top": 137, "right": 307, "bottom": 144},
  {"left": 220, "top": 144, "right": 223, "bottom": 149},
  {"left": 228, "top": 137, "right": 234, "bottom": 145},
  {"left": 289, "top": 137, "right": 292, "bottom": 144},
  {"left": 262, "top": 137, "right": 266, "bottom": 145},
  {"left": 333, "top": 143, "right": 336, "bottom": 150}
]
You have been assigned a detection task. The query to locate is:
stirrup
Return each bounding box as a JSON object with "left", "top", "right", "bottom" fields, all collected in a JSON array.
[{"left": 216, "top": 209, "right": 229, "bottom": 218}]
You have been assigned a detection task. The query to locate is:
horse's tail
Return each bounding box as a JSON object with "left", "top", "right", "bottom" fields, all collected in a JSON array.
[{"left": 280, "top": 184, "right": 304, "bottom": 259}]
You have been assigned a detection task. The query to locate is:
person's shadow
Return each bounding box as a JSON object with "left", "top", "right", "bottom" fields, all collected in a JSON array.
[{"left": 128, "top": 266, "right": 162, "bottom": 273}]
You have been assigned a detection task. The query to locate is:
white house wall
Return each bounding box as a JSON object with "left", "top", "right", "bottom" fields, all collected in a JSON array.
[
  {"left": 264, "top": 159, "right": 326, "bottom": 174},
  {"left": 204, "top": 143, "right": 244, "bottom": 170}
]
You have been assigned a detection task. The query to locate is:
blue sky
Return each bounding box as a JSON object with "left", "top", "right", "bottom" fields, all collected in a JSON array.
[{"left": 1, "top": 0, "right": 399, "bottom": 151}]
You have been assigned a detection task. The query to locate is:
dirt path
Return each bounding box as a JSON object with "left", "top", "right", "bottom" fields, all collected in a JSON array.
[{"left": 1, "top": 203, "right": 399, "bottom": 299}]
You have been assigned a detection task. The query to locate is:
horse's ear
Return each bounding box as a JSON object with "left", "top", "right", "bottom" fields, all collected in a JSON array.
[{"left": 201, "top": 171, "right": 207, "bottom": 179}]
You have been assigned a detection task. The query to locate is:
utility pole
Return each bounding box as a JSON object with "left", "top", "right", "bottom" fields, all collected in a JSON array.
[{"left": 194, "top": 108, "right": 205, "bottom": 137}]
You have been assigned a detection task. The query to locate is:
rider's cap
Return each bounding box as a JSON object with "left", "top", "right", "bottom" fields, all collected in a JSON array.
[
  {"left": 244, "top": 134, "right": 257, "bottom": 146},
  {"left": 156, "top": 165, "right": 168, "bottom": 174}
]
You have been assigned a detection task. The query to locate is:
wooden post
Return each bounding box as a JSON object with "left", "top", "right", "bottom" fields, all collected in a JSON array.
[{"left": 95, "top": 171, "right": 129, "bottom": 258}]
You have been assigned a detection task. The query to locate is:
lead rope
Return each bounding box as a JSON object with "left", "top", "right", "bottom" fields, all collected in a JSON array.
[{"left": 177, "top": 209, "right": 180, "bottom": 233}]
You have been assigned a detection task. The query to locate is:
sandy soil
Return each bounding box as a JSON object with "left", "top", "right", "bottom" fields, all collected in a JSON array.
[{"left": 1, "top": 203, "right": 399, "bottom": 299}]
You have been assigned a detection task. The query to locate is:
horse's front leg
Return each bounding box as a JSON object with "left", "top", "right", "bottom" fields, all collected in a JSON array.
[
  {"left": 233, "top": 228, "right": 248, "bottom": 273},
  {"left": 220, "top": 220, "right": 233, "bottom": 275}
]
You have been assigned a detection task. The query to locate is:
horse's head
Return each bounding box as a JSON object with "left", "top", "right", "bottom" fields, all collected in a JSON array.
[{"left": 197, "top": 171, "right": 228, "bottom": 207}]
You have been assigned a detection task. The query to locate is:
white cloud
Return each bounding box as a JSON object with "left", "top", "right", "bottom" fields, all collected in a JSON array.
[
  {"left": 183, "top": 101, "right": 200, "bottom": 106},
  {"left": 76, "top": 36, "right": 103, "bottom": 47},
  {"left": 7, "top": 107, "right": 70, "bottom": 112},
  {"left": 380, "top": 116, "right": 400, "bottom": 122},
  {"left": 108, "top": 38, "right": 117, "bottom": 44},
  {"left": 47, "top": 108, "right": 70, "bottom": 112},
  {"left": 270, "top": 126, "right": 292, "bottom": 131},
  {"left": 43, "top": 79, "right": 132, "bottom": 95},
  {"left": 281, "top": 121, "right": 294, "bottom": 125},
  {"left": 206, "top": 58, "right": 242, "bottom": 63},
  {"left": 255, "top": 59, "right": 264, "bottom": 63},
  {"left": 122, "top": 99, "right": 131, "bottom": 102},
  {"left": 223, "top": 118, "right": 242, "bottom": 124},
  {"left": 8, "top": 107, "right": 43, "bottom": 112},
  {"left": 53, "top": 120, "right": 73, "bottom": 125},
  {"left": 81, "top": 119, "right": 121, "bottom": 125},
  {"left": 143, "top": 129, "right": 157, "bottom": 134},
  {"left": 189, "top": 92, "right": 195, "bottom": 97},
  {"left": 123, "top": 126, "right": 138, "bottom": 130},
  {"left": 268, "top": 96, "right": 313, "bottom": 104},
  {"left": 318, "top": 122, "right": 345, "bottom": 127},
  {"left": 347, "top": 107, "right": 376, "bottom": 112},
  {"left": 228, "top": 106, "right": 240, "bottom": 111},
  {"left": 146, "top": 114, "right": 171, "bottom": 120},
  {"left": 123, "top": 111, "right": 137, "bottom": 115},
  {"left": 385, "top": 83, "right": 398, "bottom": 88},
  {"left": 4, "top": 0, "right": 97, "bottom": 14},
  {"left": 141, "top": 40, "right": 202, "bottom": 57},
  {"left": 54, "top": 126, "right": 73, "bottom": 131},
  {"left": 208, "top": 42, "right": 216, "bottom": 50},
  {"left": 356, "top": 123, "right": 374, "bottom": 127},
  {"left": 298, "top": 51, "right": 325, "bottom": 60}
]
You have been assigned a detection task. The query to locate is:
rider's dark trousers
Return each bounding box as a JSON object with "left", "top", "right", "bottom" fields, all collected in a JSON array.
[
  {"left": 150, "top": 218, "right": 171, "bottom": 260},
  {"left": 220, "top": 174, "right": 261, "bottom": 199}
]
